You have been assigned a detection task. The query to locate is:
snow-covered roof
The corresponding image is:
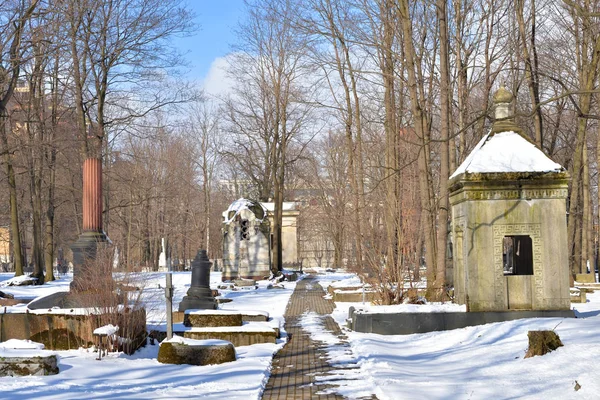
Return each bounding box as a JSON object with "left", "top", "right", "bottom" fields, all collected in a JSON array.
[
  {"left": 223, "top": 198, "right": 268, "bottom": 223},
  {"left": 450, "top": 131, "right": 564, "bottom": 179}
]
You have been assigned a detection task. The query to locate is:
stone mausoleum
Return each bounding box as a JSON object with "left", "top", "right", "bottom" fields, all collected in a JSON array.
[
  {"left": 221, "top": 199, "right": 299, "bottom": 281},
  {"left": 449, "top": 86, "right": 571, "bottom": 312},
  {"left": 222, "top": 199, "right": 272, "bottom": 281}
]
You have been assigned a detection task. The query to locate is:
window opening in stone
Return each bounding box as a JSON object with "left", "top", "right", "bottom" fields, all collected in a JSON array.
[
  {"left": 503, "top": 235, "right": 533, "bottom": 275},
  {"left": 240, "top": 219, "right": 250, "bottom": 241}
]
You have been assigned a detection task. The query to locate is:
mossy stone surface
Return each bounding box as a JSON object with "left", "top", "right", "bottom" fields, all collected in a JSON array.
[
  {"left": 183, "top": 329, "right": 276, "bottom": 346},
  {"left": 524, "top": 330, "right": 563, "bottom": 358},
  {"left": 0, "top": 355, "right": 59, "bottom": 376},
  {"left": 157, "top": 342, "right": 236, "bottom": 365},
  {"left": 184, "top": 313, "right": 242, "bottom": 328}
]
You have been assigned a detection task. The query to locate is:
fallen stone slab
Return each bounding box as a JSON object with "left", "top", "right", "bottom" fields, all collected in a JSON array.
[{"left": 158, "top": 336, "right": 235, "bottom": 366}]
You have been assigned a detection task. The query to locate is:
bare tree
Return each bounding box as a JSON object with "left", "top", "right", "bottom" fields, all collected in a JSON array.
[
  {"left": 0, "top": 0, "right": 39, "bottom": 278},
  {"left": 225, "top": 0, "right": 314, "bottom": 275}
]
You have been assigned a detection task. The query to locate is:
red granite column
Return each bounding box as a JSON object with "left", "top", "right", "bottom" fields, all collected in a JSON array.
[
  {"left": 70, "top": 157, "right": 109, "bottom": 292},
  {"left": 83, "top": 158, "right": 103, "bottom": 232}
]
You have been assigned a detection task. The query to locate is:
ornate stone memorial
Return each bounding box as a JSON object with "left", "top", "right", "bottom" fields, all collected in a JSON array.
[
  {"left": 449, "top": 86, "right": 571, "bottom": 312},
  {"left": 222, "top": 199, "right": 271, "bottom": 281}
]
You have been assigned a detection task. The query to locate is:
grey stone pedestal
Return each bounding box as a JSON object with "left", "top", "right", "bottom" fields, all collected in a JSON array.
[{"left": 70, "top": 231, "right": 111, "bottom": 292}]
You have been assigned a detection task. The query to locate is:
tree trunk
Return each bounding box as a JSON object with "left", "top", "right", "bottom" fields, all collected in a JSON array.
[
  {"left": 380, "top": 0, "right": 401, "bottom": 292},
  {"left": 582, "top": 144, "right": 591, "bottom": 275},
  {"left": 516, "top": 0, "right": 543, "bottom": 149},
  {"left": 399, "top": 0, "right": 437, "bottom": 295},
  {"left": 1, "top": 117, "right": 24, "bottom": 276}
]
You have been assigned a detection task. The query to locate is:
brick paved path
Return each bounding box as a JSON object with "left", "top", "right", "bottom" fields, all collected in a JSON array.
[{"left": 262, "top": 276, "right": 345, "bottom": 400}]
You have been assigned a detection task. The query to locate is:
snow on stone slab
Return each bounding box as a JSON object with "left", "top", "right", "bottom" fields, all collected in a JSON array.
[
  {"left": 328, "top": 276, "right": 364, "bottom": 288},
  {"left": 238, "top": 310, "right": 269, "bottom": 318},
  {"left": 162, "top": 335, "right": 232, "bottom": 347},
  {"left": 0, "top": 339, "right": 45, "bottom": 350},
  {"left": 185, "top": 309, "right": 243, "bottom": 315},
  {"left": 450, "top": 131, "right": 564, "bottom": 178},
  {"left": 186, "top": 324, "right": 276, "bottom": 334},
  {"left": 351, "top": 302, "right": 466, "bottom": 314},
  {"left": 0, "top": 274, "right": 38, "bottom": 287},
  {"left": 0, "top": 339, "right": 56, "bottom": 358},
  {"left": 93, "top": 324, "right": 119, "bottom": 336},
  {"left": 184, "top": 309, "right": 269, "bottom": 318}
]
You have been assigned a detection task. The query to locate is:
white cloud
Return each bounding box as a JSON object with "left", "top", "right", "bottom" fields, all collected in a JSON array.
[{"left": 201, "top": 56, "right": 234, "bottom": 99}]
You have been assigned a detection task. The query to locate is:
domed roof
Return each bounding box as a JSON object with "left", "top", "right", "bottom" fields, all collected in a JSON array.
[
  {"left": 223, "top": 198, "right": 267, "bottom": 223},
  {"left": 493, "top": 85, "right": 513, "bottom": 104}
]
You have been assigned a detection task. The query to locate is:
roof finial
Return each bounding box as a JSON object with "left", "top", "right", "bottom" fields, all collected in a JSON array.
[
  {"left": 493, "top": 84, "right": 513, "bottom": 105},
  {"left": 493, "top": 84, "right": 513, "bottom": 121},
  {"left": 490, "top": 84, "right": 523, "bottom": 135}
]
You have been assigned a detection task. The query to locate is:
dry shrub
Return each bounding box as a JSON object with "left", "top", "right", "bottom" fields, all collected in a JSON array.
[
  {"left": 524, "top": 330, "right": 563, "bottom": 358},
  {"left": 71, "top": 246, "right": 147, "bottom": 354}
]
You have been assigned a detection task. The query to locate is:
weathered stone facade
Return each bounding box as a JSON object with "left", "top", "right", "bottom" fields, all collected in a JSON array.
[
  {"left": 262, "top": 202, "right": 300, "bottom": 268},
  {"left": 449, "top": 87, "right": 571, "bottom": 312},
  {"left": 222, "top": 199, "right": 300, "bottom": 281},
  {"left": 222, "top": 199, "right": 271, "bottom": 281}
]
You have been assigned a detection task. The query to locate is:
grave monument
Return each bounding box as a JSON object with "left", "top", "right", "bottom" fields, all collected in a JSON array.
[
  {"left": 70, "top": 157, "right": 111, "bottom": 291},
  {"left": 449, "top": 86, "right": 571, "bottom": 312},
  {"left": 221, "top": 199, "right": 271, "bottom": 281},
  {"left": 178, "top": 249, "right": 217, "bottom": 311}
]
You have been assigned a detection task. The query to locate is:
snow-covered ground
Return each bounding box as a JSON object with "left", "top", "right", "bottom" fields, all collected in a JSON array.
[
  {"left": 0, "top": 272, "right": 297, "bottom": 399},
  {"left": 1, "top": 270, "right": 599, "bottom": 399},
  {"left": 310, "top": 272, "right": 600, "bottom": 400}
]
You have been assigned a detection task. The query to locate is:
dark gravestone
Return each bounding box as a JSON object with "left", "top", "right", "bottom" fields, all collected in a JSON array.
[{"left": 178, "top": 250, "right": 217, "bottom": 311}]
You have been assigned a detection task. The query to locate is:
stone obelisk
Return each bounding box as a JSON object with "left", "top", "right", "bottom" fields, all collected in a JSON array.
[{"left": 70, "top": 158, "right": 110, "bottom": 291}]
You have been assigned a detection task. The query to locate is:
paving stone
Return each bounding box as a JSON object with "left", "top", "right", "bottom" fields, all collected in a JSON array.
[{"left": 262, "top": 276, "right": 344, "bottom": 400}]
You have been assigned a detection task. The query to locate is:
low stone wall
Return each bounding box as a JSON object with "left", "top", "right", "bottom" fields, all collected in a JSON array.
[
  {"left": 0, "top": 309, "right": 146, "bottom": 354},
  {"left": 348, "top": 308, "right": 576, "bottom": 335}
]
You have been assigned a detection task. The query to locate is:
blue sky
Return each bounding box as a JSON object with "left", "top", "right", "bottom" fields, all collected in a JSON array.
[{"left": 174, "top": 1, "right": 246, "bottom": 81}]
